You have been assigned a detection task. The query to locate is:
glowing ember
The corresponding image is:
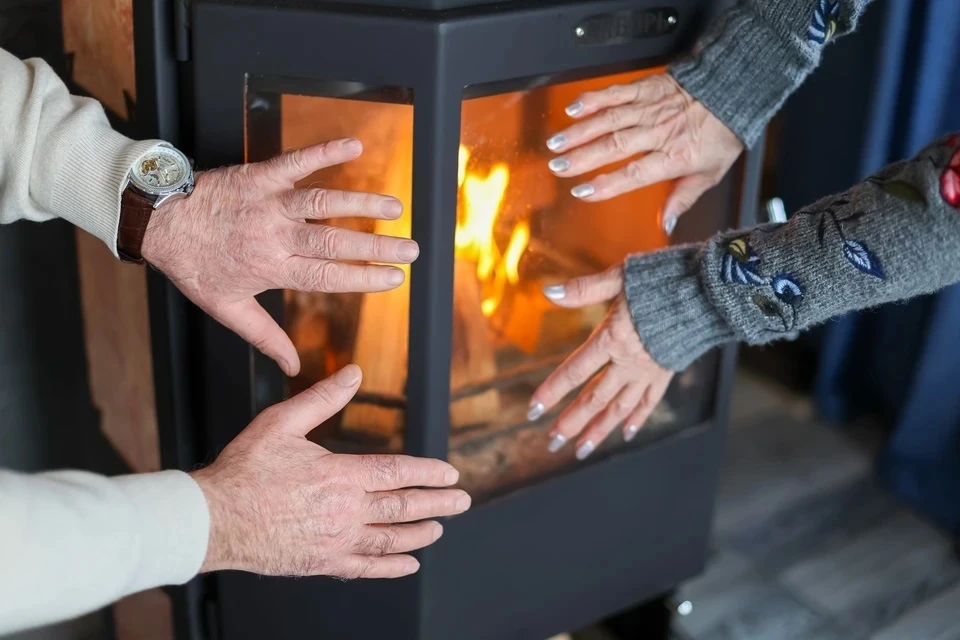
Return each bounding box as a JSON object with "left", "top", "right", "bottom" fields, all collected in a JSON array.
[{"left": 456, "top": 145, "right": 529, "bottom": 317}]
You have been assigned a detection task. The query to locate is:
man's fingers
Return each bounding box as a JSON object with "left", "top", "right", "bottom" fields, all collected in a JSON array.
[
  {"left": 281, "top": 188, "right": 403, "bottom": 222},
  {"left": 287, "top": 225, "right": 419, "bottom": 264},
  {"left": 269, "top": 365, "right": 362, "bottom": 437},
  {"left": 342, "top": 454, "right": 461, "bottom": 491},
  {"left": 542, "top": 266, "right": 622, "bottom": 308},
  {"left": 365, "top": 488, "right": 470, "bottom": 524},
  {"left": 528, "top": 333, "right": 610, "bottom": 418},
  {"left": 577, "top": 152, "right": 687, "bottom": 202},
  {"left": 260, "top": 138, "right": 363, "bottom": 185},
  {"left": 354, "top": 522, "right": 444, "bottom": 556},
  {"left": 282, "top": 257, "right": 407, "bottom": 293},
  {"left": 660, "top": 174, "right": 717, "bottom": 233},
  {"left": 210, "top": 298, "right": 300, "bottom": 376},
  {"left": 334, "top": 554, "right": 421, "bottom": 580}
]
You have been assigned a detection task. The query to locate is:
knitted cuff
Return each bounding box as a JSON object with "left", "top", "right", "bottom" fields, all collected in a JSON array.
[
  {"left": 668, "top": 3, "right": 819, "bottom": 148},
  {"left": 623, "top": 246, "right": 735, "bottom": 372}
]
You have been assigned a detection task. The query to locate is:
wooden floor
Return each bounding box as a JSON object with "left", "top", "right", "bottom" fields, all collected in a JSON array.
[{"left": 667, "top": 371, "right": 960, "bottom": 640}]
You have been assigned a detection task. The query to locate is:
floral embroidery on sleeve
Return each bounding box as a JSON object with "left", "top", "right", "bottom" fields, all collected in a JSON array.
[
  {"left": 719, "top": 238, "right": 764, "bottom": 285},
  {"left": 807, "top": 0, "right": 840, "bottom": 45}
]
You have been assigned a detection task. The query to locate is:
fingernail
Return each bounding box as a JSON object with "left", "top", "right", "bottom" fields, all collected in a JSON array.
[
  {"left": 565, "top": 101, "right": 584, "bottom": 117},
  {"left": 443, "top": 467, "right": 459, "bottom": 485},
  {"left": 547, "top": 434, "right": 567, "bottom": 453},
  {"left": 380, "top": 198, "right": 402, "bottom": 218},
  {"left": 576, "top": 440, "right": 595, "bottom": 461},
  {"left": 663, "top": 215, "right": 677, "bottom": 236},
  {"left": 341, "top": 138, "right": 363, "bottom": 155},
  {"left": 527, "top": 402, "right": 545, "bottom": 421},
  {"left": 337, "top": 365, "right": 362, "bottom": 386},
  {"left": 624, "top": 425, "right": 639, "bottom": 442},
  {"left": 543, "top": 284, "right": 566, "bottom": 301},
  {"left": 386, "top": 268, "right": 405, "bottom": 286},
  {"left": 546, "top": 134, "right": 568, "bottom": 152},
  {"left": 455, "top": 493, "right": 472, "bottom": 512},
  {"left": 548, "top": 157, "right": 570, "bottom": 173},
  {"left": 398, "top": 240, "right": 420, "bottom": 262},
  {"left": 404, "top": 558, "right": 421, "bottom": 574},
  {"left": 571, "top": 184, "right": 595, "bottom": 199},
  {"left": 432, "top": 523, "right": 444, "bottom": 541}
]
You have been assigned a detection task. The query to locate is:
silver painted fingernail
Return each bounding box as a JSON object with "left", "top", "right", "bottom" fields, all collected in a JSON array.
[
  {"left": 548, "top": 157, "right": 571, "bottom": 173},
  {"left": 543, "top": 284, "right": 566, "bottom": 301},
  {"left": 663, "top": 215, "right": 677, "bottom": 236},
  {"left": 571, "top": 183, "right": 595, "bottom": 199},
  {"left": 548, "top": 434, "right": 567, "bottom": 453},
  {"left": 624, "top": 425, "right": 639, "bottom": 442},
  {"left": 576, "top": 440, "right": 595, "bottom": 460},
  {"left": 565, "top": 101, "right": 584, "bottom": 117},
  {"left": 546, "top": 134, "right": 568, "bottom": 152},
  {"left": 527, "top": 402, "right": 545, "bottom": 421}
]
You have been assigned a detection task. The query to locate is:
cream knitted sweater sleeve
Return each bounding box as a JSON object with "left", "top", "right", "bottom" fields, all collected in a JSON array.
[
  {"left": 0, "top": 47, "right": 161, "bottom": 253},
  {"left": 0, "top": 49, "right": 210, "bottom": 634}
]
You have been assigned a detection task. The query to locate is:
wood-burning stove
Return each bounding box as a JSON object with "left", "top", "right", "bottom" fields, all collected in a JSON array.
[{"left": 6, "top": 0, "right": 762, "bottom": 637}]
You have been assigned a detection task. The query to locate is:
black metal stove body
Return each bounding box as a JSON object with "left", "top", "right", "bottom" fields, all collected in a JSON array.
[
  {"left": 1, "top": 0, "right": 760, "bottom": 637},
  {"left": 180, "top": 1, "right": 761, "bottom": 639}
]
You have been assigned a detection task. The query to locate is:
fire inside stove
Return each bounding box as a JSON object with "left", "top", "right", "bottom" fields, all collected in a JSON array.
[{"left": 246, "top": 67, "right": 677, "bottom": 500}]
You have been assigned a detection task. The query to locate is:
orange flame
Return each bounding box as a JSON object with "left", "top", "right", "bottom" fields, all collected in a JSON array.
[{"left": 456, "top": 145, "right": 529, "bottom": 317}]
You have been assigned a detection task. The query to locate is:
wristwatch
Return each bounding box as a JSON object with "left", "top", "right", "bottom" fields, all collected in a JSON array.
[{"left": 117, "top": 143, "right": 196, "bottom": 263}]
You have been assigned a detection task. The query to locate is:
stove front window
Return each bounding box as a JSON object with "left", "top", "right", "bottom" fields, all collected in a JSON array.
[{"left": 245, "top": 68, "right": 716, "bottom": 501}]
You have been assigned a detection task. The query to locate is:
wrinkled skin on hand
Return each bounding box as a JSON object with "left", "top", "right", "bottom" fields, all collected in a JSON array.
[
  {"left": 142, "top": 138, "right": 418, "bottom": 376},
  {"left": 191, "top": 365, "right": 471, "bottom": 580},
  {"left": 529, "top": 268, "right": 673, "bottom": 460},
  {"left": 546, "top": 73, "right": 744, "bottom": 233}
]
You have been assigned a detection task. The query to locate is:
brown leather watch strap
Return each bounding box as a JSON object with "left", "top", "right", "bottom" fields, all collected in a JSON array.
[{"left": 117, "top": 187, "right": 156, "bottom": 263}]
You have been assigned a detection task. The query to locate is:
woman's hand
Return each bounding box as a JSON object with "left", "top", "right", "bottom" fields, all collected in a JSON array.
[
  {"left": 527, "top": 268, "right": 674, "bottom": 460},
  {"left": 545, "top": 73, "right": 743, "bottom": 234}
]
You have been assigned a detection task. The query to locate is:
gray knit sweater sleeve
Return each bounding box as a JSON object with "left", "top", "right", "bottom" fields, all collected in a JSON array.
[
  {"left": 625, "top": 135, "right": 960, "bottom": 371},
  {"left": 669, "top": 0, "right": 873, "bottom": 148}
]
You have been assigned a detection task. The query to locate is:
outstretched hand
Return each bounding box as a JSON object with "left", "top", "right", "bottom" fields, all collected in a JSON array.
[
  {"left": 528, "top": 268, "right": 673, "bottom": 460},
  {"left": 142, "top": 138, "right": 418, "bottom": 377},
  {"left": 546, "top": 73, "right": 743, "bottom": 234},
  {"left": 192, "top": 365, "right": 471, "bottom": 580}
]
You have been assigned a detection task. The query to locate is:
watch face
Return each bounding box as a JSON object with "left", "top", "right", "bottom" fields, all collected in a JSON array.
[{"left": 129, "top": 146, "right": 191, "bottom": 195}]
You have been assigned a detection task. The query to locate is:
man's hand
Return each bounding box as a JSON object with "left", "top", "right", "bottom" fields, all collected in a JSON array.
[
  {"left": 141, "top": 138, "right": 418, "bottom": 376},
  {"left": 545, "top": 74, "right": 743, "bottom": 234},
  {"left": 191, "top": 365, "right": 471, "bottom": 579}
]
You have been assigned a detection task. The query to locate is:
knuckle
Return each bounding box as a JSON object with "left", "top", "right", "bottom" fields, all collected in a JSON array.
[
  {"left": 608, "top": 130, "right": 632, "bottom": 154},
  {"left": 302, "top": 381, "right": 338, "bottom": 410},
  {"left": 584, "top": 390, "right": 608, "bottom": 412},
  {"left": 364, "top": 456, "right": 402, "bottom": 486},
  {"left": 611, "top": 397, "right": 633, "bottom": 417},
  {"left": 603, "top": 107, "right": 624, "bottom": 129},
  {"left": 313, "top": 226, "right": 343, "bottom": 259},
  {"left": 624, "top": 160, "right": 646, "bottom": 184},
  {"left": 368, "top": 234, "right": 386, "bottom": 260},
  {"left": 373, "top": 493, "right": 408, "bottom": 522},
  {"left": 314, "top": 261, "right": 343, "bottom": 292},
  {"left": 311, "top": 189, "right": 331, "bottom": 217}
]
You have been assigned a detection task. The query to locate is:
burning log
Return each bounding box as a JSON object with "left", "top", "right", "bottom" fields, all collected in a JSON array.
[
  {"left": 335, "top": 107, "right": 416, "bottom": 437},
  {"left": 450, "top": 259, "right": 501, "bottom": 429}
]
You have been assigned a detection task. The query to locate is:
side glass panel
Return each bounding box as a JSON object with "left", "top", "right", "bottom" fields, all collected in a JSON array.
[
  {"left": 450, "top": 67, "right": 719, "bottom": 501},
  {"left": 62, "top": 0, "right": 136, "bottom": 119},
  {"left": 245, "top": 77, "right": 413, "bottom": 454}
]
